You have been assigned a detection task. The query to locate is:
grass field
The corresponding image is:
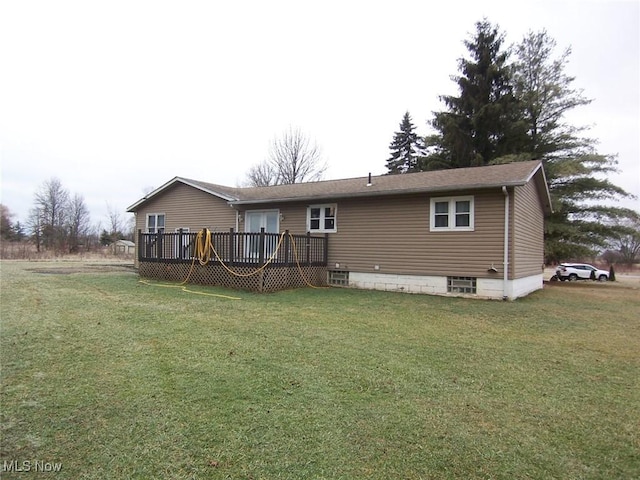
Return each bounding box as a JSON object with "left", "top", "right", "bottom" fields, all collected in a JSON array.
[{"left": 1, "top": 260, "right": 639, "bottom": 479}]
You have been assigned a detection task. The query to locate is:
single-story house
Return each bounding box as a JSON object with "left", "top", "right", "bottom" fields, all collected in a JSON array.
[{"left": 127, "top": 160, "right": 552, "bottom": 299}]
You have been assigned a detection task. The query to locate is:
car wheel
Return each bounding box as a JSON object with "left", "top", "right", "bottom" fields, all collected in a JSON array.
[
  {"left": 598, "top": 275, "right": 608, "bottom": 282},
  {"left": 568, "top": 273, "right": 578, "bottom": 281}
]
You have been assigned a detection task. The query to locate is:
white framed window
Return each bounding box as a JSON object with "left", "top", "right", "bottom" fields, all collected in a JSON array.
[
  {"left": 307, "top": 204, "right": 337, "bottom": 233},
  {"left": 430, "top": 196, "right": 474, "bottom": 231},
  {"left": 146, "top": 213, "right": 165, "bottom": 234}
]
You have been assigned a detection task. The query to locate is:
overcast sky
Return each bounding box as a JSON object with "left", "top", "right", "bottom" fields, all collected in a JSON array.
[{"left": 1, "top": 0, "right": 638, "bottom": 227}]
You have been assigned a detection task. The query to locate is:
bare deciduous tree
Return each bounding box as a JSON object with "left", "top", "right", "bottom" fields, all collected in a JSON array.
[
  {"left": 270, "top": 127, "right": 326, "bottom": 184},
  {"left": 67, "top": 194, "right": 90, "bottom": 252},
  {"left": 34, "top": 177, "right": 69, "bottom": 250},
  {"left": 245, "top": 127, "right": 327, "bottom": 186},
  {"left": 26, "top": 207, "right": 42, "bottom": 252},
  {"left": 125, "top": 214, "right": 136, "bottom": 241},
  {"left": 611, "top": 218, "right": 640, "bottom": 266},
  {"left": 245, "top": 162, "right": 279, "bottom": 187},
  {"left": 106, "top": 203, "right": 123, "bottom": 236}
]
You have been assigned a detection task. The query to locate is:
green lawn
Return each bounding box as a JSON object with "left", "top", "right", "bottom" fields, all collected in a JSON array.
[{"left": 1, "top": 260, "right": 639, "bottom": 479}]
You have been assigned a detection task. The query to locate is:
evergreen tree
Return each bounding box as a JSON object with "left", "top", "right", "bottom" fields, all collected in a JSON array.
[
  {"left": 0, "top": 204, "right": 14, "bottom": 241},
  {"left": 424, "top": 20, "right": 636, "bottom": 261},
  {"left": 512, "top": 30, "right": 636, "bottom": 261},
  {"left": 424, "top": 19, "right": 527, "bottom": 170},
  {"left": 12, "top": 221, "right": 26, "bottom": 241},
  {"left": 386, "top": 111, "right": 423, "bottom": 174},
  {"left": 100, "top": 229, "right": 113, "bottom": 246},
  {"left": 0, "top": 208, "right": 27, "bottom": 242},
  {"left": 513, "top": 30, "right": 591, "bottom": 159}
]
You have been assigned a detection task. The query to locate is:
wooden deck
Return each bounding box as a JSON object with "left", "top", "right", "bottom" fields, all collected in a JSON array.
[{"left": 137, "top": 229, "right": 328, "bottom": 292}]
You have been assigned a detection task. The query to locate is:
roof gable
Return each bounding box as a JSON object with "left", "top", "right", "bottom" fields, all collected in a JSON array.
[{"left": 126, "top": 176, "right": 241, "bottom": 212}]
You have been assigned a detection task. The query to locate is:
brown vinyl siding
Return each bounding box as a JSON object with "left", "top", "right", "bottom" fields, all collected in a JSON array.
[
  {"left": 134, "top": 183, "right": 236, "bottom": 263},
  {"left": 235, "top": 203, "right": 307, "bottom": 234},
  {"left": 252, "top": 189, "right": 507, "bottom": 278},
  {"left": 132, "top": 179, "right": 545, "bottom": 281},
  {"left": 278, "top": 204, "right": 308, "bottom": 234},
  {"left": 329, "top": 190, "right": 505, "bottom": 278},
  {"left": 512, "top": 181, "right": 544, "bottom": 278},
  {"left": 134, "top": 183, "right": 236, "bottom": 232}
]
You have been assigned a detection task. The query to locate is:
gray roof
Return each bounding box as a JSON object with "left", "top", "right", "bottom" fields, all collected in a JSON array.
[
  {"left": 114, "top": 239, "right": 135, "bottom": 246},
  {"left": 128, "top": 160, "right": 551, "bottom": 213}
]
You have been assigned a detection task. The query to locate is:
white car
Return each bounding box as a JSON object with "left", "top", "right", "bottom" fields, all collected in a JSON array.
[{"left": 555, "top": 263, "right": 609, "bottom": 282}]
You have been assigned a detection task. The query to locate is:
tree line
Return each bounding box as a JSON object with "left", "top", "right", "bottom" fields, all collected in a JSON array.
[
  {"left": 384, "top": 20, "right": 639, "bottom": 264},
  {"left": 1, "top": 178, "right": 134, "bottom": 256}
]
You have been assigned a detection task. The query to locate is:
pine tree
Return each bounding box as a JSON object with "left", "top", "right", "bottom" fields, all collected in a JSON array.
[
  {"left": 512, "top": 30, "right": 636, "bottom": 261},
  {"left": 12, "top": 221, "right": 26, "bottom": 241},
  {"left": 424, "top": 19, "right": 528, "bottom": 170},
  {"left": 386, "top": 111, "right": 423, "bottom": 174},
  {"left": 0, "top": 204, "right": 14, "bottom": 241},
  {"left": 424, "top": 20, "right": 636, "bottom": 262},
  {"left": 513, "top": 30, "right": 592, "bottom": 159}
]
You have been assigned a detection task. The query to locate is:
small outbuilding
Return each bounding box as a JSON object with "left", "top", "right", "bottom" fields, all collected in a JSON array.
[{"left": 111, "top": 239, "right": 135, "bottom": 255}]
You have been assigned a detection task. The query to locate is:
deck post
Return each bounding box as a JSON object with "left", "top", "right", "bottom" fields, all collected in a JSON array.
[
  {"left": 156, "top": 231, "right": 162, "bottom": 260},
  {"left": 324, "top": 233, "right": 329, "bottom": 265},
  {"left": 138, "top": 230, "right": 143, "bottom": 262},
  {"left": 229, "top": 228, "right": 235, "bottom": 266},
  {"left": 283, "top": 230, "right": 290, "bottom": 266},
  {"left": 306, "top": 231, "right": 311, "bottom": 266},
  {"left": 259, "top": 227, "right": 265, "bottom": 266},
  {"left": 177, "top": 229, "right": 183, "bottom": 260}
]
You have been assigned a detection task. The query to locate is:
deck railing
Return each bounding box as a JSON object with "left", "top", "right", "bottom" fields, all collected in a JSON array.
[{"left": 137, "top": 228, "right": 328, "bottom": 267}]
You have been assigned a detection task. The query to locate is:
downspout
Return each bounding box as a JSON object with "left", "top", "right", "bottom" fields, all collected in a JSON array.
[{"left": 502, "top": 186, "right": 509, "bottom": 301}]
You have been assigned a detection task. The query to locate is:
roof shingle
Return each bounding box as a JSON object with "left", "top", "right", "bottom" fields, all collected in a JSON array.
[
  {"left": 128, "top": 160, "right": 550, "bottom": 212},
  {"left": 188, "top": 160, "right": 544, "bottom": 203}
]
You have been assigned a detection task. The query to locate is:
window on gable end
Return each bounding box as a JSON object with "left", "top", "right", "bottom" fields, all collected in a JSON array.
[{"left": 147, "top": 213, "right": 165, "bottom": 234}]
